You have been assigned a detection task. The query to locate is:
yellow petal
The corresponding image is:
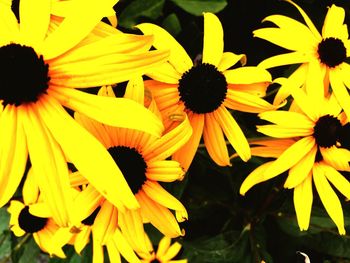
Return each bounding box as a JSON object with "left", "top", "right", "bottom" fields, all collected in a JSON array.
[
  {"left": 106, "top": 241, "right": 121, "bottom": 263},
  {"left": 323, "top": 164, "right": 350, "bottom": 200},
  {"left": 146, "top": 160, "right": 185, "bottom": 182},
  {"left": 162, "top": 242, "right": 182, "bottom": 261},
  {"left": 50, "top": 87, "right": 163, "bottom": 137},
  {"left": 19, "top": 0, "right": 50, "bottom": 46},
  {"left": 293, "top": 173, "right": 313, "bottom": 231},
  {"left": 240, "top": 161, "right": 275, "bottom": 195},
  {"left": 202, "top": 12, "right": 223, "bottom": 67},
  {"left": 203, "top": 112, "right": 230, "bottom": 166},
  {"left": 218, "top": 52, "right": 246, "bottom": 72},
  {"left": 113, "top": 228, "right": 141, "bottom": 263},
  {"left": 0, "top": 105, "right": 27, "bottom": 207},
  {"left": 21, "top": 104, "right": 73, "bottom": 227},
  {"left": 224, "top": 66, "right": 271, "bottom": 84},
  {"left": 142, "top": 181, "right": 188, "bottom": 222},
  {"left": 258, "top": 110, "right": 314, "bottom": 129},
  {"left": 284, "top": 145, "right": 317, "bottom": 189},
  {"left": 258, "top": 51, "right": 312, "bottom": 69},
  {"left": 146, "top": 62, "right": 181, "bottom": 84},
  {"left": 22, "top": 168, "right": 39, "bottom": 205},
  {"left": 144, "top": 114, "right": 192, "bottom": 162},
  {"left": 329, "top": 69, "right": 350, "bottom": 119},
  {"left": 257, "top": 125, "right": 312, "bottom": 138},
  {"left": 74, "top": 227, "right": 91, "bottom": 255},
  {"left": 213, "top": 106, "right": 250, "bottom": 161},
  {"left": 322, "top": 4, "right": 348, "bottom": 39},
  {"left": 157, "top": 236, "right": 171, "bottom": 257},
  {"left": 305, "top": 59, "right": 326, "bottom": 100},
  {"left": 263, "top": 136, "right": 315, "bottom": 180},
  {"left": 37, "top": 95, "right": 138, "bottom": 211},
  {"left": 136, "top": 23, "right": 192, "bottom": 74},
  {"left": 92, "top": 201, "right": 116, "bottom": 244},
  {"left": 0, "top": 5, "right": 19, "bottom": 45},
  {"left": 42, "top": 0, "right": 116, "bottom": 59},
  {"left": 313, "top": 163, "right": 345, "bottom": 234},
  {"left": 321, "top": 147, "right": 350, "bottom": 171},
  {"left": 124, "top": 76, "right": 145, "bottom": 104}
]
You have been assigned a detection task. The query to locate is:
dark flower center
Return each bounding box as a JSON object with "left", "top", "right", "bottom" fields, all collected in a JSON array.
[
  {"left": 18, "top": 206, "right": 48, "bottom": 233},
  {"left": 178, "top": 63, "right": 227, "bottom": 114},
  {"left": 318, "top": 37, "right": 347, "bottom": 68},
  {"left": 82, "top": 207, "right": 101, "bottom": 226},
  {"left": 150, "top": 259, "right": 161, "bottom": 263},
  {"left": 0, "top": 44, "right": 50, "bottom": 106},
  {"left": 108, "top": 146, "right": 147, "bottom": 194},
  {"left": 340, "top": 123, "right": 350, "bottom": 150},
  {"left": 313, "top": 115, "right": 342, "bottom": 148}
]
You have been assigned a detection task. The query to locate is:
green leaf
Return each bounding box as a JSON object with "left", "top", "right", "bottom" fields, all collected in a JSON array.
[
  {"left": 0, "top": 208, "right": 11, "bottom": 261},
  {"left": 170, "top": 0, "right": 227, "bottom": 16},
  {"left": 118, "top": 0, "right": 165, "bottom": 28},
  {"left": 17, "top": 237, "right": 40, "bottom": 263},
  {"left": 162, "top": 13, "right": 182, "bottom": 37}
]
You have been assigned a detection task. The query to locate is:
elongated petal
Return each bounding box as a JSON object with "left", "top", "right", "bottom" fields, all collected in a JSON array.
[
  {"left": 92, "top": 201, "right": 117, "bottom": 244},
  {"left": 224, "top": 89, "right": 281, "bottom": 113},
  {"left": 19, "top": 0, "right": 50, "bottom": 46},
  {"left": 137, "top": 191, "right": 182, "bottom": 237},
  {"left": 263, "top": 136, "right": 315, "bottom": 179},
  {"left": 218, "top": 52, "right": 246, "bottom": 72},
  {"left": 224, "top": 67, "right": 271, "bottom": 84},
  {"left": 330, "top": 69, "right": 350, "bottom": 119},
  {"left": 258, "top": 51, "right": 312, "bottom": 69},
  {"left": 50, "top": 88, "right": 163, "bottom": 137},
  {"left": 172, "top": 113, "right": 204, "bottom": 171},
  {"left": 106, "top": 241, "right": 121, "bottom": 263},
  {"left": 321, "top": 147, "right": 350, "bottom": 171},
  {"left": 284, "top": 145, "right": 317, "bottom": 189},
  {"left": 113, "top": 228, "right": 141, "bottom": 263},
  {"left": 0, "top": 106, "right": 27, "bottom": 207},
  {"left": 202, "top": 12, "right": 223, "bottom": 67},
  {"left": 157, "top": 236, "right": 171, "bottom": 257},
  {"left": 146, "top": 62, "right": 181, "bottom": 84},
  {"left": 290, "top": 86, "right": 320, "bottom": 121},
  {"left": 37, "top": 95, "right": 138, "bottom": 211},
  {"left": 144, "top": 115, "right": 192, "bottom": 162},
  {"left": 240, "top": 161, "right": 275, "bottom": 195},
  {"left": 258, "top": 111, "right": 314, "bottom": 129},
  {"left": 22, "top": 168, "right": 39, "bottom": 205},
  {"left": 42, "top": 0, "right": 116, "bottom": 59},
  {"left": 313, "top": 164, "right": 345, "bottom": 234},
  {"left": 0, "top": 5, "right": 19, "bottom": 45},
  {"left": 21, "top": 104, "right": 73, "bottom": 226},
  {"left": 142, "top": 181, "right": 188, "bottom": 222},
  {"left": 146, "top": 161, "right": 185, "bottom": 182},
  {"left": 203, "top": 113, "right": 230, "bottom": 166},
  {"left": 136, "top": 23, "right": 192, "bottom": 74},
  {"left": 294, "top": 173, "right": 313, "bottom": 231},
  {"left": 213, "top": 106, "right": 250, "bottom": 161},
  {"left": 257, "top": 125, "right": 313, "bottom": 138},
  {"left": 162, "top": 242, "right": 182, "bottom": 261},
  {"left": 323, "top": 164, "right": 350, "bottom": 200}
]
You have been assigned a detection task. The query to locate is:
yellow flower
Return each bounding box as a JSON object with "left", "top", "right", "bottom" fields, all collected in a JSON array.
[
  {"left": 73, "top": 82, "right": 191, "bottom": 241},
  {"left": 255, "top": 1, "right": 350, "bottom": 117},
  {"left": 137, "top": 12, "right": 276, "bottom": 170},
  {"left": 0, "top": 0, "right": 168, "bottom": 226},
  {"left": 240, "top": 89, "right": 350, "bottom": 234},
  {"left": 138, "top": 236, "right": 187, "bottom": 263},
  {"left": 8, "top": 169, "right": 68, "bottom": 258}
]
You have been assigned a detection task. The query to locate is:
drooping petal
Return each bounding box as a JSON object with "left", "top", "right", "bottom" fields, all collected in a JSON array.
[
  {"left": 22, "top": 168, "right": 39, "bottom": 205},
  {"left": 113, "top": 228, "right": 141, "bottom": 263},
  {"left": 284, "top": 145, "right": 317, "bottom": 189},
  {"left": 21, "top": 104, "right": 73, "bottom": 227},
  {"left": 172, "top": 112, "right": 204, "bottom": 171},
  {"left": 313, "top": 163, "right": 345, "bottom": 234},
  {"left": 293, "top": 173, "right": 313, "bottom": 231},
  {"left": 36, "top": 95, "right": 138, "bottom": 211},
  {"left": 218, "top": 52, "right": 246, "bottom": 72},
  {"left": 202, "top": 12, "right": 223, "bottom": 67},
  {"left": 321, "top": 147, "right": 350, "bottom": 171},
  {"left": 146, "top": 161, "right": 185, "bottom": 182},
  {"left": 142, "top": 181, "right": 188, "bottom": 222},
  {"left": 19, "top": 0, "right": 50, "bottom": 46},
  {"left": 136, "top": 23, "right": 193, "bottom": 74},
  {"left": 50, "top": 88, "right": 163, "bottom": 137},
  {"left": 0, "top": 105, "right": 27, "bottom": 207},
  {"left": 330, "top": 69, "right": 350, "bottom": 119},
  {"left": 263, "top": 136, "right": 315, "bottom": 180},
  {"left": 213, "top": 106, "right": 250, "bottom": 161}
]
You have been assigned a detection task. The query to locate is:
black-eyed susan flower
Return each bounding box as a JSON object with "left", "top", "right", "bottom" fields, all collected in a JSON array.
[
  {"left": 240, "top": 89, "right": 350, "bottom": 234},
  {"left": 254, "top": 1, "right": 350, "bottom": 116},
  {"left": 138, "top": 236, "right": 187, "bottom": 263},
  {"left": 8, "top": 169, "right": 68, "bottom": 258},
  {"left": 137, "top": 12, "right": 277, "bottom": 170},
  {"left": 74, "top": 82, "right": 191, "bottom": 239},
  {"left": 0, "top": 0, "right": 169, "bottom": 226}
]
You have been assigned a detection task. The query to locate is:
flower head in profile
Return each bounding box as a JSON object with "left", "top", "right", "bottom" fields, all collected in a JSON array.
[
  {"left": 240, "top": 89, "right": 350, "bottom": 234},
  {"left": 73, "top": 82, "right": 191, "bottom": 240},
  {"left": 0, "top": 0, "right": 169, "bottom": 226},
  {"left": 138, "top": 236, "right": 187, "bottom": 263},
  {"left": 137, "top": 12, "right": 277, "bottom": 171},
  {"left": 255, "top": 1, "right": 350, "bottom": 117}
]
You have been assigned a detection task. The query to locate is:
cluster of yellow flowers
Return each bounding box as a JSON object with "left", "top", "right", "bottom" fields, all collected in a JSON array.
[{"left": 1, "top": 0, "right": 350, "bottom": 262}]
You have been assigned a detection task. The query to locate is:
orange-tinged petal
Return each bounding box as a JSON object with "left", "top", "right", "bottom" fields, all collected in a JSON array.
[{"left": 146, "top": 161, "right": 185, "bottom": 182}]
